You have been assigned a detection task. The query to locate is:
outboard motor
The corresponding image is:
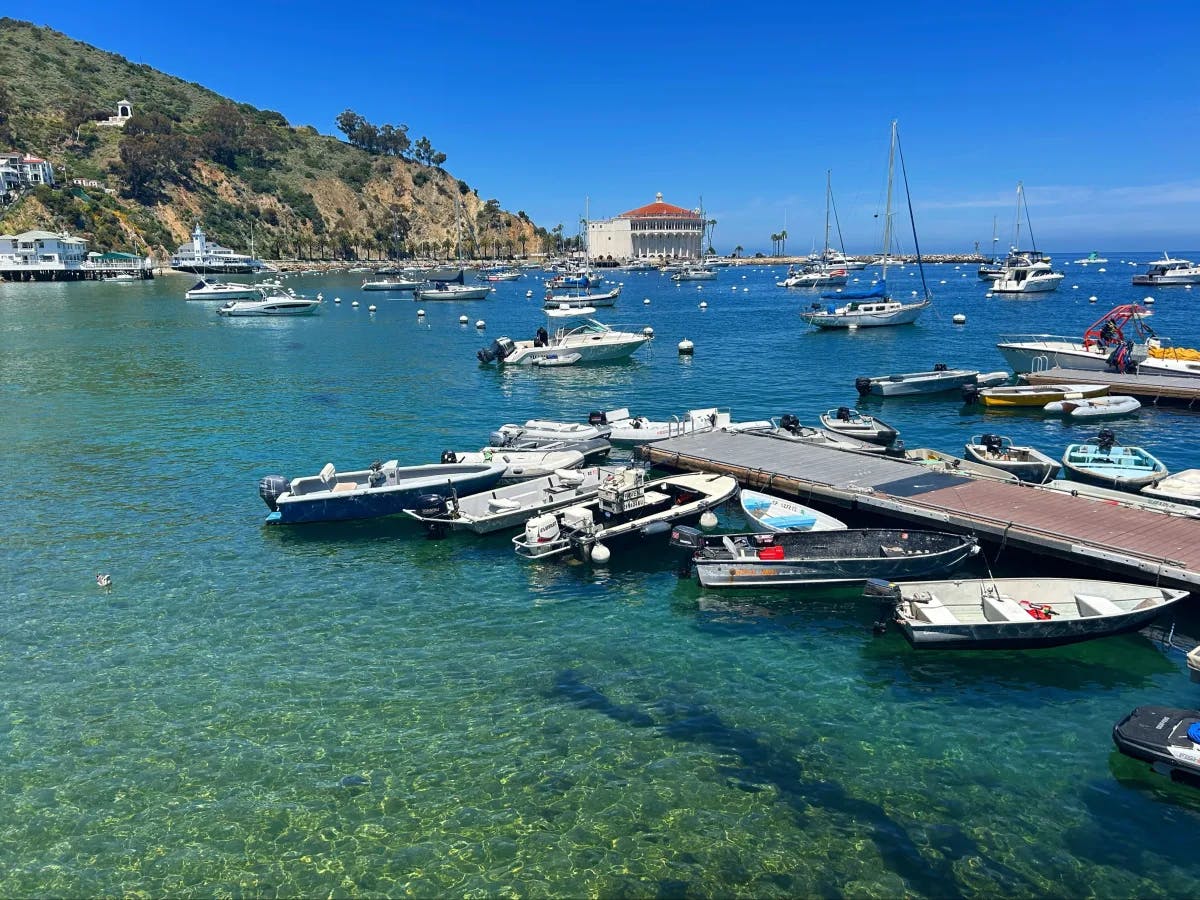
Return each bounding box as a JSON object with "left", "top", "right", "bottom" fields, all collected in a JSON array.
[
  {"left": 961, "top": 384, "right": 980, "bottom": 405},
  {"left": 779, "top": 413, "right": 801, "bottom": 434},
  {"left": 854, "top": 376, "right": 873, "bottom": 396},
  {"left": 863, "top": 578, "right": 902, "bottom": 635},
  {"left": 367, "top": 460, "right": 387, "bottom": 487},
  {"left": 477, "top": 338, "right": 511, "bottom": 365},
  {"left": 414, "top": 493, "right": 449, "bottom": 519},
  {"left": 477, "top": 345, "right": 495, "bottom": 364},
  {"left": 1097, "top": 429, "right": 1116, "bottom": 454},
  {"left": 836, "top": 406, "right": 852, "bottom": 422},
  {"left": 669, "top": 524, "right": 704, "bottom": 552},
  {"left": 982, "top": 433, "right": 1003, "bottom": 456},
  {"left": 933, "top": 362, "right": 948, "bottom": 372},
  {"left": 588, "top": 410, "right": 608, "bottom": 426},
  {"left": 258, "top": 475, "right": 290, "bottom": 511},
  {"left": 488, "top": 430, "right": 512, "bottom": 448},
  {"left": 440, "top": 450, "right": 458, "bottom": 464}
]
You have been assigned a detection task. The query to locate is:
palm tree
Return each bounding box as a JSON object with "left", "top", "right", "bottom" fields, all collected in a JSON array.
[
  {"left": 780, "top": 229, "right": 788, "bottom": 256},
  {"left": 734, "top": 245, "right": 743, "bottom": 259},
  {"left": 769, "top": 232, "right": 780, "bottom": 256}
]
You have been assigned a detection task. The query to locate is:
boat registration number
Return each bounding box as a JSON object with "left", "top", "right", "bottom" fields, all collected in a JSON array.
[{"left": 731, "top": 568, "right": 779, "bottom": 577}]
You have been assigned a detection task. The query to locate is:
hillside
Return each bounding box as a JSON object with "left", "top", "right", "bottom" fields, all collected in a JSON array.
[{"left": 0, "top": 18, "right": 546, "bottom": 261}]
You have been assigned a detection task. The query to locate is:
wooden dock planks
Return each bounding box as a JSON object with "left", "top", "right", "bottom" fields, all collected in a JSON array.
[
  {"left": 1022, "top": 367, "right": 1200, "bottom": 406},
  {"left": 644, "top": 430, "right": 1200, "bottom": 589}
]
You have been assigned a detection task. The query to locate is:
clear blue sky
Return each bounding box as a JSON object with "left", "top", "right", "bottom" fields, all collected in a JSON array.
[{"left": 23, "top": 1, "right": 1200, "bottom": 253}]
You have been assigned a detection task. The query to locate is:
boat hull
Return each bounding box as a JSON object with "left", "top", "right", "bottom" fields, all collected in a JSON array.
[
  {"left": 1113, "top": 706, "right": 1200, "bottom": 784},
  {"left": 899, "top": 605, "right": 1168, "bottom": 649},
  {"left": 267, "top": 465, "right": 506, "bottom": 524},
  {"left": 799, "top": 300, "right": 929, "bottom": 329},
  {"left": 863, "top": 370, "right": 979, "bottom": 397},
  {"left": 504, "top": 335, "right": 649, "bottom": 365}
]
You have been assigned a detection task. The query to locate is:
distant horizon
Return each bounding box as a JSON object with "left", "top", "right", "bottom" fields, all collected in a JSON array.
[{"left": 17, "top": 3, "right": 1200, "bottom": 254}]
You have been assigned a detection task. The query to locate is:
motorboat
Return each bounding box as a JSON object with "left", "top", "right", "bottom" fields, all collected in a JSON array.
[
  {"left": 965, "top": 382, "right": 1108, "bottom": 408},
  {"left": 545, "top": 273, "right": 601, "bottom": 290},
  {"left": 493, "top": 419, "right": 611, "bottom": 444},
  {"left": 184, "top": 278, "right": 262, "bottom": 301},
  {"left": 476, "top": 316, "right": 650, "bottom": 366},
  {"left": 543, "top": 284, "right": 622, "bottom": 308},
  {"left": 993, "top": 304, "right": 1200, "bottom": 377},
  {"left": 727, "top": 415, "right": 888, "bottom": 454},
  {"left": 1061, "top": 430, "right": 1169, "bottom": 491},
  {"left": 594, "top": 407, "right": 732, "bottom": 446},
  {"left": 1073, "top": 252, "right": 1108, "bottom": 265},
  {"left": 777, "top": 264, "right": 849, "bottom": 288},
  {"left": 799, "top": 123, "right": 930, "bottom": 330},
  {"left": 413, "top": 282, "right": 492, "bottom": 301},
  {"left": 478, "top": 269, "right": 521, "bottom": 282},
  {"left": 990, "top": 254, "right": 1064, "bottom": 294},
  {"left": 1114, "top": 706, "right": 1200, "bottom": 785},
  {"left": 673, "top": 527, "right": 979, "bottom": 588},
  {"left": 874, "top": 578, "right": 1187, "bottom": 650},
  {"left": 990, "top": 183, "right": 1062, "bottom": 294},
  {"left": 739, "top": 489, "right": 846, "bottom": 533},
  {"left": 404, "top": 465, "right": 625, "bottom": 535},
  {"left": 1043, "top": 395, "right": 1141, "bottom": 418},
  {"left": 902, "top": 448, "right": 1019, "bottom": 483},
  {"left": 362, "top": 276, "right": 423, "bottom": 291},
  {"left": 1132, "top": 254, "right": 1200, "bottom": 286},
  {"left": 513, "top": 470, "right": 739, "bottom": 562},
  {"left": 258, "top": 459, "right": 508, "bottom": 524},
  {"left": 1037, "top": 477, "right": 1200, "bottom": 518},
  {"left": 671, "top": 267, "right": 717, "bottom": 282},
  {"left": 485, "top": 432, "right": 612, "bottom": 465},
  {"left": 854, "top": 365, "right": 1006, "bottom": 398},
  {"left": 1141, "top": 469, "right": 1200, "bottom": 508},
  {"left": 818, "top": 407, "right": 899, "bottom": 445},
  {"left": 963, "top": 434, "right": 1059, "bottom": 484},
  {"left": 216, "top": 292, "right": 321, "bottom": 316},
  {"left": 436, "top": 448, "right": 585, "bottom": 483}
]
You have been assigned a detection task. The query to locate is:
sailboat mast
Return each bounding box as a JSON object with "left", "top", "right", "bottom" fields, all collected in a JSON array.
[
  {"left": 991, "top": 215, "right": 998, "bottom": 261},
  {"left": 881, "top": 122, "right": 896, "bottom": 282},
  {"left": 824, "top": 170, "right": 832, "bottom": 257},
  {"left": 1013, "top": 182, "right": 1022, "bottom": 254},
  {"left": 584, "top": 195, "right": 590, "bottom": 271}
]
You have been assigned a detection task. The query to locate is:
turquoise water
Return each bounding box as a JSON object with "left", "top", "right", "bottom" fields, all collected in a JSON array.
[{"left": 3, "top": 257, "right": 1200, "bottom": 896}]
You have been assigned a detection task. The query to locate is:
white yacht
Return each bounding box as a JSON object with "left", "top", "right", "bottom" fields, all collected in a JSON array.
[
  {"left": 476, "top": 314, "right": 651, "bottom": 366},
  {"left": 1132, "top": 254, "right": 1200, "bottom": 286},
  {"left": 777, "top": 264, "right": 849, "bottom": 288},
  {"left": 216, "top": 290, "right": 321, "bottom": 317},
  {"left": 413, "top": 282, "right": 492, "bottom": 301},
  {"left": 671, "top": 266, "right": 716, "bottom": 281},
  {"left": 362, "top": 276, "right": 423, "bottom": 291},
  {"left": 184, "top": 279, "right": 262, "bottom": 301},
  {"left": 990, "top": 254, "right": 1065, "bottom": 294}
]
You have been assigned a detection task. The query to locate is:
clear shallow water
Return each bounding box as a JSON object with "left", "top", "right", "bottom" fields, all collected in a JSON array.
[{"left": 3, "top": 256, "right": 1200, "bottom": 896}]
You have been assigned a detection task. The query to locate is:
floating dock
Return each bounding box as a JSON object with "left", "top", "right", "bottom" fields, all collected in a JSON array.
[
  {"left": 1022, "top": 368, "right": 1200, "bottom": 408},
  {"left": 644, "top": 431, "right": 1200, "bottom": 590}
]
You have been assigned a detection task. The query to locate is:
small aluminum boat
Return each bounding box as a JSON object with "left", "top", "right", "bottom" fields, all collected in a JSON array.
[
  {"left": 963, "top": 434, "right": 1060, "bottom": 484},
  {"left": 738, "top": 489, "right": 846, "bottom": 533},
  {"left": 818, "top": 407, "right": 899, "bottom": 445},
  {"left": 1061, "top": 430, "right": 1168, "bottom": 491}
]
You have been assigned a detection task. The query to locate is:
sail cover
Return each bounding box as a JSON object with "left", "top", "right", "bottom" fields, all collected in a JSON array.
[{"left": 822, "top": 280, "right": 887, "bottom": 301}]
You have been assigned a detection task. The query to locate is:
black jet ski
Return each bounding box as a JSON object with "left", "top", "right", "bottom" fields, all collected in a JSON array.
[{"left": 1113, "top": 706, "right": 1200, "bottom": 785}]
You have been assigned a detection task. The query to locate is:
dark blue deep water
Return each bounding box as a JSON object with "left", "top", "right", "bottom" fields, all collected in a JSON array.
[{"left": 3, "top": 255, "right": 1200, "bottom": 896}]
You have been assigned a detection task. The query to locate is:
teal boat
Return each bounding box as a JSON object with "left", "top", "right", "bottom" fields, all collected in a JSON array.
[{"left": 1061, "top": 429, "right": 1168, "bottom": 492}]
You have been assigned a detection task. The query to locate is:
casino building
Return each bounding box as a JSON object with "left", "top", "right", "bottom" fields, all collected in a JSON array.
[{"left": 587, "top": 193, "right": 703, "bottom": 261}]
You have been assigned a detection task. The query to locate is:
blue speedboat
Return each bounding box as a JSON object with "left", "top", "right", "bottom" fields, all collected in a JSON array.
[
  {"left": 258, "top": 459, "right": 507, "bottom": 524},
  {"left": 1061, "top": 429, "right": 1168, "bottom": 492}
]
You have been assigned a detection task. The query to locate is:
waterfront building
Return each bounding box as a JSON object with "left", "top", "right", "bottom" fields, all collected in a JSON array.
[
  {"left": 170, "top": 224, "right": 270, "bottom": 274},
  {"left": 0, "top": 229, "right": 90, "bottom": 280},
  {"left": 587, "top": 193, "right": 703, "bottom": 261}
]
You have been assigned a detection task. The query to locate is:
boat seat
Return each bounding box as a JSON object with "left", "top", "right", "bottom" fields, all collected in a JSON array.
[
  {"left": 908, "top": 592, "right": 959, "bottom": 625},
  {"left": 331, "top": 482, "right": 359, "bottom": 493},
  {"left": 319, "top": 462, "right": 337, "bottom": 485},
  {"left": 982, "top": 594, "right": 1032, "bottom": 623},
  {"left": 1075, "top": 593, "right": 1124, "bottom": 618}
]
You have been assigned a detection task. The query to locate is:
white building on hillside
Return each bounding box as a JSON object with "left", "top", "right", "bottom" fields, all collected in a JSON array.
[
  {"left": 0, "top": 153, "right": 56, "bottom": 189},
  {"left": 98, "top": 100, "right": 134, "bottom": 128},
  {"left": 587, "top": 192, "right": 704, "bottom": 261}
]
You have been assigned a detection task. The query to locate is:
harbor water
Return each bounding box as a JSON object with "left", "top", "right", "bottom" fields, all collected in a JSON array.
[{"left": 3, "top": 256, "right": 1200, "bottom": 895}]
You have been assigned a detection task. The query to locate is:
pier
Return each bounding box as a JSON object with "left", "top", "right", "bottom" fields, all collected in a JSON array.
[
  {"left": 1022, "top": 367, "right": 1200, "bottom": 408},
  {"left": 643, "top": 430, "right": 1200, "bottom": 590}
]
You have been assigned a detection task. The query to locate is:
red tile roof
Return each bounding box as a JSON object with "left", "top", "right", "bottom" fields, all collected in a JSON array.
[{"left": 620, "top": 199, "right": 701, "bottom": 219}]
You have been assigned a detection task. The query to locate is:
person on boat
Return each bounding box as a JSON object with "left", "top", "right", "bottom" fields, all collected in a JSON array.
[{"left": 534, "top": 326, "right": 549, "bottom": 347}]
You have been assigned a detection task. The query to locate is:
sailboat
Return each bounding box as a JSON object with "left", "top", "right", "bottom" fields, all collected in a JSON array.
[
  {"left": 778, "top": 171, "right": 850, "bottom": 288},
  {"left": 413, "top": 196, "right": 491, "bottom": 300},
  {"left": 798, "top": 122, "right": 931, "bottom": 329},
  {"left": 546, "top": 197, "right": 623, "bottom": 306},
  {"left": 990, "top": 183, "right": 1064, "bottom": 295},
  {"left": 978, "top": 216, "right": 1003, "bottom": 280},
  {"left": 671, "top": 196, "right": 718, "bottom": 281}
]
